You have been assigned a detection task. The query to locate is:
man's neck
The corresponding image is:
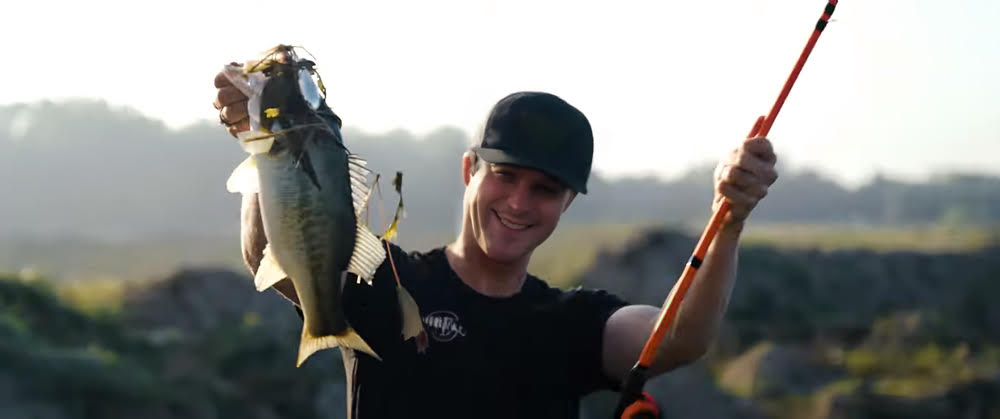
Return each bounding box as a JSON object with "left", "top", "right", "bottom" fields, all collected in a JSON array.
[{"left": 444, "top": 239, "right": 529, "bottom": 298}]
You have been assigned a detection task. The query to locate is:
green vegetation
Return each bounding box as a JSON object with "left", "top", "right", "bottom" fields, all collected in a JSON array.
[
  {"left": 4, "top": 222, "right": 995, "bottom": 291},
  {"left": 842, "top": 343, "right": 997, "bottom": 397},
  {"left": 3, "top": 223, "right": 1000, "bottom": 418},
  {"left": 0, "top": 272, "right": 342, "bottom": 419},
  {"left": 0, "top": 237, "right": 245, "bottom": 282},
  {"left": 530, "top": 221, "right": 657, "bottom": 288},
  {"left": 741, "top": 223, "right": 1000, "bottom": 252},
  {"left": 55, "top": 277, "right": 129, "bottom": 316}
]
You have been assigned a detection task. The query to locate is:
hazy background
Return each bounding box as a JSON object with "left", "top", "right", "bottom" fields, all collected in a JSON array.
[
  {"left": 4, "top": 0, "right": 999, "bottom": 186},
  {"left": 1, "top": 0, "right": 998, "bottom": 418}
]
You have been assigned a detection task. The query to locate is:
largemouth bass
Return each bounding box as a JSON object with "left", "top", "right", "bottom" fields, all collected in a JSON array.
[{"left": 222, "top": 45, "right": 423, "bottom": 366}]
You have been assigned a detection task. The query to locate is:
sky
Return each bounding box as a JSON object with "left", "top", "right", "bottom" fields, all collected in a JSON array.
[{"left": 3, "top": 0, "right": 997, "bottom": 186}]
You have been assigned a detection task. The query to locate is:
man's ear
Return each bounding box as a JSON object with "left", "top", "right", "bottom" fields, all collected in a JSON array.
[
  {"left": 562, "top": 192, "right": 578, "bottom": 213},
  {"left": 461, "top": 151, "right": 474, "bottom": 186}
]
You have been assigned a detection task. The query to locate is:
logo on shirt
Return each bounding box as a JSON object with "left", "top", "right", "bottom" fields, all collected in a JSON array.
[{"left": 423, "top": 311, "right": 467, "bottom": 342}]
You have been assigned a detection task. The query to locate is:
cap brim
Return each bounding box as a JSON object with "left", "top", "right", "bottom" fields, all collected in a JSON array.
[{"left": 472, "top": 147, "right": 587, "bottom": 194}]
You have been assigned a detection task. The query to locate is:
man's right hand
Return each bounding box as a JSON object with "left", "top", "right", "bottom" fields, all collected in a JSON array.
[{"left": 214, "top": 69, "right": 250, "bottom": 138}]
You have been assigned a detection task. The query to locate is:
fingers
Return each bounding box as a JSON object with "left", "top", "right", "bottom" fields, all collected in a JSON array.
[
  {"left": 736, "top": 152, "right": 778, "bottom": 185},
  {"left": 714, "top": 182, "right": 756, "bottom": 220},
  {"left": 220, "top": 101, "right": 249, "bottom": 124},
  {"left": 214, "top": 70, "right": 233, "bottom": 88},
  {"left": 712, "top": 136, "right": 780, "bottom": 224},
  {"left": 723, "top": 137, "right": 779, "bottom": 185},
  {"left": 213, "top": 63, "right": 242, "bottom": 88},
  {"left": 226, "top": 119, "right": 250, "bottom": 137},
  {"left": 716, "top": 164, "right": 770, "bottom": 200},
  {"left": 744, "top": 136, "right": 777, "bottom": 165},
  {"left": 214, "top": 85, "right": 247, "bottom": 110},
  {"left": 216, "top": 81, "right": 249, "bottom": 136},
  {"left": 214, "top": 66, "right": 251, "bottom": 138},
  {"left": 219, "top": 101, "right": 250, "bottom": 137}
]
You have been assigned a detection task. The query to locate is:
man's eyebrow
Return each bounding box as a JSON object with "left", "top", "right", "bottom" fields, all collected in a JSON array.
[{"left": 489, "top": 163, "right": 567, "bottom": 188}]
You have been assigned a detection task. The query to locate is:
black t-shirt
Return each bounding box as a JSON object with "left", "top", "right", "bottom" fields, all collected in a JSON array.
[{"left": 333, "top": 244, "right": 629, "bottom": 419}]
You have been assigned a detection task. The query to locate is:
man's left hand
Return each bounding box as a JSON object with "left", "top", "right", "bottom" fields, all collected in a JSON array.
[{"left": 712, "top": 136, "right": 778, "bottom": 228}]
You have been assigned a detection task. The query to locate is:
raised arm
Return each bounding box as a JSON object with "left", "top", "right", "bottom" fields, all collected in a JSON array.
[{"left": 602, "top": 136, "right": 778, "bottom": 382}]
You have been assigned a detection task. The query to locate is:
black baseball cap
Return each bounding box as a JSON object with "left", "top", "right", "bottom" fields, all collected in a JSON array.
[{"left": 472, "top": 92, "right": 594, "bottom": 194}]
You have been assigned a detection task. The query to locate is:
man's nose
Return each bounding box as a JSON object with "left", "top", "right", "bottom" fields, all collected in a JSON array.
[{"left": 506, "top": 183, "right": 531, "bottom": 212}]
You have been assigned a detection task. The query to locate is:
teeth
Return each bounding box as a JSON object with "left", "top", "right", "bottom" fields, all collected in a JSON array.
[{"left": 497, "top": 214, "right": 528, "bottom": 230}]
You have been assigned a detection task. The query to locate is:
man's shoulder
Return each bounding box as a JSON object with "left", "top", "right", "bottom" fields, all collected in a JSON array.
[
  {"left": 385, "top": 243, "right": 448, "bottom": 281},
  {"left": 386, "top": 241, "right": 444, "bottom": 262},
  {"left": 522, "top": 275, "right": 630, "bottom": 310}
]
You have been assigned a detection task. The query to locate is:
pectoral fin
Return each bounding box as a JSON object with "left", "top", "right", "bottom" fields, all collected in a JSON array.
[
  {"left": 254, "top": 244, "right": 288, "bottom": 292},
  {"left": 226, "top": 156, "right": 260, "bottom": 194}
]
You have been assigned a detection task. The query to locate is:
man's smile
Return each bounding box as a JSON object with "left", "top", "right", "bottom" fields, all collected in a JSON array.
[{"left": 493, "top": 209, "right": 531, "bottom": 231}]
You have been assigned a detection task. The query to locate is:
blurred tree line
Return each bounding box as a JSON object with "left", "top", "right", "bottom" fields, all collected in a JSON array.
[{"left": 0, "top": 100, "right": 997, "bottom": 246}]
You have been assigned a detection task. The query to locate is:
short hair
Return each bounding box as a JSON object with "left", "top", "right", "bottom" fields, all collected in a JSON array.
[{"left": 468, "top": 149, "right": 487, "bottom": 175}]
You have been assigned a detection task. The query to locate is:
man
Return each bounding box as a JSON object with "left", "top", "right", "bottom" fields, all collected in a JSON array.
[{"left": 215, "top": 74, "right": 777, "bottom": 418}]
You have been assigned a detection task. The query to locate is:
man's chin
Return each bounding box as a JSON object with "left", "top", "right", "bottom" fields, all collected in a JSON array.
[{"left": 483, "top": 241, "right": 531, "bottom": 264}]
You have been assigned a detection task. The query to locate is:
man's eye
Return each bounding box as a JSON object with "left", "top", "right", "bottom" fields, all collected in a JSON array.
[{"left": 535, "top": 185, "right": 558, "bottom": 196}]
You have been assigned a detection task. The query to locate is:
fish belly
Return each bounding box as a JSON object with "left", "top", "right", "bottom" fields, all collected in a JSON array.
[{"left": 255, "top": 138, "right": 357, "bottom": 339}]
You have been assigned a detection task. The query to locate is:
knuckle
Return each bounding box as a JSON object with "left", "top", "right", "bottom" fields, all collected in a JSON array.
[
  {"left": 737, "top": 151, "right": 752, "bottom": 166},
  {"left": 221, "top": 88, "right": 242, "bottom": 104},
  {"left": 730, "top": 168, "right": 749, "bottom": 184},
  {"left": 722, "top": 166, "right": 734, "bottom": 181}
]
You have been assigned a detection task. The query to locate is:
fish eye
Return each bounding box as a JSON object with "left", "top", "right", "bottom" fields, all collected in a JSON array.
[{"left": 297, "top": 66, "right": 324, "bottom": 110}]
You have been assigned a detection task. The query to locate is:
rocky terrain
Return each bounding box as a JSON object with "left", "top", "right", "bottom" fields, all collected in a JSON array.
[
  {"left": 579, "top": 229, "right": 1000, "bottom": 419},
  {"left": 2, "top": 228, "right": 999, "bottom": 418}
]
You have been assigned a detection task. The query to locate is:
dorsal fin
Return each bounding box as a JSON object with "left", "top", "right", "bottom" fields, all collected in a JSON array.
[
  {"left": 346, "top": 222, "right": 386, "bottom": 285},
  {"left": 347, "top": 153, "right": 373, "bottom": 219}
]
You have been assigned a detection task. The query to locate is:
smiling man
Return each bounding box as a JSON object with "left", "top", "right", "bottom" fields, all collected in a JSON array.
[{"left": 215, "top": 80, "right": 778, "bottom": 418}]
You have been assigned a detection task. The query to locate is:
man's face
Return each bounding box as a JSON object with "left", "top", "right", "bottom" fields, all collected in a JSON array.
[{"left": 463, "top": 159, "right": 576, "bottom": 263}]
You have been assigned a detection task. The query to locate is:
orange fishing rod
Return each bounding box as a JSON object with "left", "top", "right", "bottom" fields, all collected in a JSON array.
[{"left": 614, "top": 1, "right": 838, "bottom": 417}]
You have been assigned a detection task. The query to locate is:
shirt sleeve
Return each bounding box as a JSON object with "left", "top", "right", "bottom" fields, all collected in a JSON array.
[{"left": 562, "top": 287, "right": 630, "bottom": 395}]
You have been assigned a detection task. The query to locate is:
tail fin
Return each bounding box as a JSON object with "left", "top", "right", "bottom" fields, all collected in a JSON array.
[{"left": 297, "top": 326, "right": 380, "bottom": 367}]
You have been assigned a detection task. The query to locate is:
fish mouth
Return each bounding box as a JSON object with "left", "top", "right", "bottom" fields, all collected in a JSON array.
[{"left": 492, "top": 209, "right": 532, "bottom": 231}]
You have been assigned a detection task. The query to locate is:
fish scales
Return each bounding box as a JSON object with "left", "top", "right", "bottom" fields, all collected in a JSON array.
[
  {"left": 255, "top": 129, "right": 365, "bottom": 360},
  {"left": 223, "top": 45, "right": 426, "bottom": 367}
]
